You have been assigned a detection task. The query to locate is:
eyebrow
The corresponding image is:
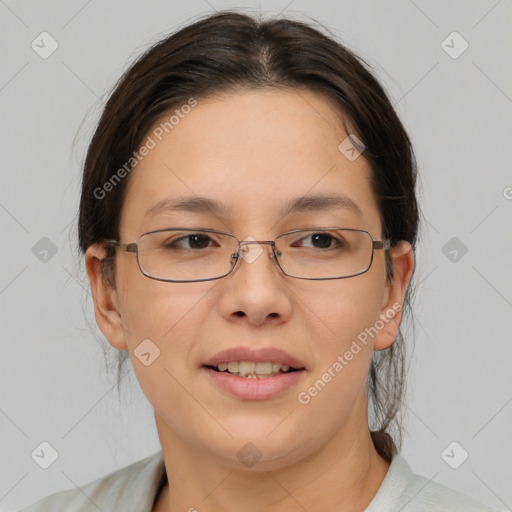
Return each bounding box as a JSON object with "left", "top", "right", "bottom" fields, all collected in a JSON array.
[
  {"left": 280, "top": 193, "right": 362, "bottom": 217},
  {"left": 144, "top": 193, "right": 363, "bottom": 218}
]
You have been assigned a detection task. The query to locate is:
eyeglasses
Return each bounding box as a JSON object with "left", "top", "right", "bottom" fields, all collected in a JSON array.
[{"left": 105, "top": 227, "right": 390, "bottom": 283}]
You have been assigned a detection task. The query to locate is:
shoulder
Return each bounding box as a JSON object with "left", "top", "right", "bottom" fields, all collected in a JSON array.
[
  {"left": 366, "top": 455, "right": 497, "bottom": 512},
  {"left": 19, "top": 451, "right": 165, "bottom": 512}
]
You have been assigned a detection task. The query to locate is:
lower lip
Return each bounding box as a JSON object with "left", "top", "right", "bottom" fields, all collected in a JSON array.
[{"left": 203, "top": 367, "right": 305, "bottom": 400}]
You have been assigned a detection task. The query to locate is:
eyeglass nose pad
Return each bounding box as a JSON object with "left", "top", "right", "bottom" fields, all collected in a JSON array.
[{"left": 229, "top": 245, "right": 281, "bottom": 263}]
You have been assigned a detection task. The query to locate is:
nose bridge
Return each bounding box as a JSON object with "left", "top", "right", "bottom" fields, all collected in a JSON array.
[
  {"left": 238, "top": 239, "right": 275, "bottom": 250},
  {"left": 236, "top": 239, "right": 278, "bottom": 260},
  {"left": 227, "top": 237, "right": 289, "bottom": 282}
]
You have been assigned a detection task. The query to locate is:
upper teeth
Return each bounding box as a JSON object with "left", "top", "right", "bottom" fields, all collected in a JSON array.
[{"left": 216, "top": 361, "right": 291, "bottom": 376}]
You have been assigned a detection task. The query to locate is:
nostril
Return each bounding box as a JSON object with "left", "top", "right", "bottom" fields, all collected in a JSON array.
[{"left": 235, "top": 311, "right": 245, "bottom": 317}]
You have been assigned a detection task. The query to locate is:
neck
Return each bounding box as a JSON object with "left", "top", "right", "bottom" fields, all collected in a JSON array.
[{"left": 152, "top": 414, "right": 391, "bottom": 512}]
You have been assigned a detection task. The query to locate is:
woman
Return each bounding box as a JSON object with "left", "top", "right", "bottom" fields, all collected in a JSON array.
[{"left": 21, "top": 10, "right": 495, "bottom": 512}]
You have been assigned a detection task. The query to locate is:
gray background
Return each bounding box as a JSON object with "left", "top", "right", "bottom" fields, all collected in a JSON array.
[{"left": 1, "top": 1, "right": 511, "bottom": 510}]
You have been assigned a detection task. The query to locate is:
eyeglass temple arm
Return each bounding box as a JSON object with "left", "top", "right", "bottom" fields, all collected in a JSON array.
[
  {"left": 373, "top": 240, "right": 391, "bottom": 250},
  {"left": 105, "top": 240, "right": 138, "bottom": 253}
]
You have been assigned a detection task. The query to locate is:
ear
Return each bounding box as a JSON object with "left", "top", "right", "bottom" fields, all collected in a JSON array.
[
  {"left": 85, "top": 244, "right": 128, "bottom": 351},
  {"left": 373, "top": 241, "right": 415, "bottom": 351}
]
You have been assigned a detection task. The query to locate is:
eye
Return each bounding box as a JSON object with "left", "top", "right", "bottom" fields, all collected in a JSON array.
[
  {"left": 292, "top": 232, "right": 343, "bottom": 250},
  {"left": 164, "top": 233, "right": 217, "bottom": 250}
]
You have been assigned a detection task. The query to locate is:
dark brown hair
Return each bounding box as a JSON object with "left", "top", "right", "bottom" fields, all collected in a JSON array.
[{"left": 78, "top": 10, "right": 419, "bottom": 462}]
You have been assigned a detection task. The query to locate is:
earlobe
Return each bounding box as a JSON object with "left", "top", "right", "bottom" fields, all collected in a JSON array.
[
  {"left": 85, "top": 245, "right": 128, "bottom": 351},
  {"left": 374, "top": 241, "right": 415, "bottom": 351}
]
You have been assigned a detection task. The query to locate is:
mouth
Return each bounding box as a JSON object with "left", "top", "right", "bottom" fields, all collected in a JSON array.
[
  {"left": 201, "top": 347, "right": 306, "bottom": 399},
  {"left": 203, "top": 360, "right": 302, "bottom": 379},
  {"left": 202, "top": 346, "right": 306, "bottom": 377}
]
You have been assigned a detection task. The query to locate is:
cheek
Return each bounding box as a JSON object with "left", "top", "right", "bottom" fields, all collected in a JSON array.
[
  {"left": 117, "top": 271, "right": 217, "bottom": 383},
  {"left": 309, "top": 287, "right": 379, "bottom": 382},
  {"left": 118, "top": 280, "right": 239, "bottom": 453},
  {"left": 115, "top": 251, "right": 207, "bottom": 343},
  {"left": 116, "top": 277, "right": 210, "bottom": 433},
  {"left": 292, "top": 279, "right": 383, "bottom": 438},
  {"left": 300, "top": 273, "right": 385, "bottom": 354}
]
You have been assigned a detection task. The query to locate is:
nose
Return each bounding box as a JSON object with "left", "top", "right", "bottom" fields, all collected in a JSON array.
[{"left": 219, "top": 239, "right": 292, "bottom": 326}]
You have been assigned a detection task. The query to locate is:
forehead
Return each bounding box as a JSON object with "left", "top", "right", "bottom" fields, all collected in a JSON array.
[{"left": 121, "top": 88, "right": 381, "bottom": 235}]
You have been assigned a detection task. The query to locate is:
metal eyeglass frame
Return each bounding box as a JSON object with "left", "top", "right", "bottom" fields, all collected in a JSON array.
[{"left": 105, "top": 227, "right": 391, "bottom": 283}]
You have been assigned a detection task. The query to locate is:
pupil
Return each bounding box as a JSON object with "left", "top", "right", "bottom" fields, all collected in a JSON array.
[
  {"left": 312, "top": 233, "right": 332, "bottom": 249},
  {"left": 189, "top": 234, "right": 210, "bottom": 249}
]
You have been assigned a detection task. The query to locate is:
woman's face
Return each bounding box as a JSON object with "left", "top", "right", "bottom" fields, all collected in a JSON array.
[{"left": 88, "top": 88, "right": 411, "bottom": 470}]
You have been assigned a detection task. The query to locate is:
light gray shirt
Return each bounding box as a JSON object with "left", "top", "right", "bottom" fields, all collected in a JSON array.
[{"left": 19, "top": 451, "right": 497, "bottom": 511}]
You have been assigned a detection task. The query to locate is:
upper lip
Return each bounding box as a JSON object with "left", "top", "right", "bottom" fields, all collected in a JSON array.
[{"left": 203, "top": 347, "right": 306, "bottom": 370}]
